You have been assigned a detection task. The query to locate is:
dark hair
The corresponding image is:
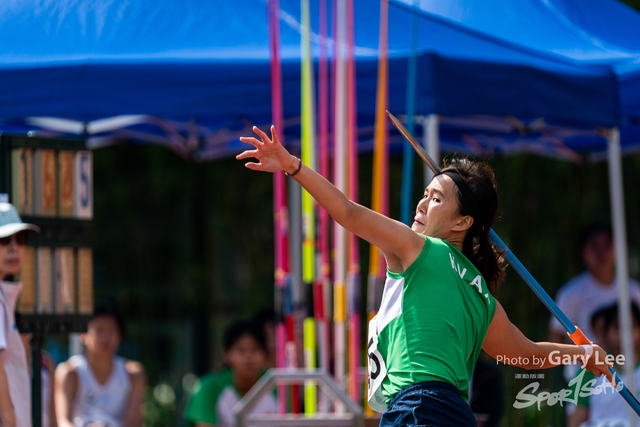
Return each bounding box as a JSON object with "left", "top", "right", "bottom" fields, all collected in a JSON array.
[
  {"left": 590, "top": 304, "right": 612, "bottom": 331},
  {"left": 92, "top": 301, "right": 126, "bottom": 338},
  {"left": 593, "top": 302, "right": 640, "bottom": 332},
  {"left": 252, "top": 308, "right": 275, "bottom": 326},
  {"left": 223, "top": 319, "right": 267, "bottom": 353},
  {"left": 441, "top": 158, "right": 506, "bottom": 292},
  {"left": 579, "top": 222, "right": 612, "bottom": 250}
]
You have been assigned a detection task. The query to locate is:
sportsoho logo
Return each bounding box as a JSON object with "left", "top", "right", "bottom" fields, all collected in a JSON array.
[
  {"left": 512, "top": 368, "right": 623, "bottom": 410},
  {"left": 495, "top": 351, "right": 626, "bottom": 410}
]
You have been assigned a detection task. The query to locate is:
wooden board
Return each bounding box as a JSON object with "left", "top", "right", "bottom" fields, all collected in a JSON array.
[
  {"left": 15, "top": 246, "right": 36, "bottom": 314},
  {"left": 54, "top": 247, "right": 76, "bottom": 314},
  {"left": 36, "top": 247, "right": 53, "bottom": 313},
  {"left": 34, "top": 149, "right": 57, "bottom": 217},
  {"left": 11, "top": 148, "right": 34, "bottom": 215},
  {"left": 76, "top": 248, "right": 93, "bottom": 314},
  {"left": 57, "top": 150, "right": 75, "bottom": 218}
]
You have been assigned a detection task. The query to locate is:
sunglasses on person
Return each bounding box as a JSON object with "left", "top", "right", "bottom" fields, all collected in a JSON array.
[{"left": 0, "top": 232, "right": 27, "bottom": 246}]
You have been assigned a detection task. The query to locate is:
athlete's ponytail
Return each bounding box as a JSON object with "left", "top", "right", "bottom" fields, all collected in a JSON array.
[
  {"left": 441, "top": 158, "right": 506, "bottom": 292},
  {"left": 465, "top": 229, "right": 505, "bottom": 293}
]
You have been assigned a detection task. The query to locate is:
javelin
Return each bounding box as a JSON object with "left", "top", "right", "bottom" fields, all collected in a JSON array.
[{"left": 387, "top": 110, "right": 640, "bottom": 416}]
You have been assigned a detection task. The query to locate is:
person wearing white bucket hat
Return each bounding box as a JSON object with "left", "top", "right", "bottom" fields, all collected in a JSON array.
[{"left": 0, "top": 195, "right": 39, "bottom": 427}]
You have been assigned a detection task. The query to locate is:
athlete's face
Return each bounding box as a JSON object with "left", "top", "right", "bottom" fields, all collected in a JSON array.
[
  {"left": 412, "top": 174, "right": 468, "bottom": 239},
  {"left": 0, "top": 232, "right": 26, "bottom": 279},
  {"left": 225, "top": 334, "right": 266, "bottom": 382},
  {"left": 82, "top": 315, "right": 121, "bottom": 357}
]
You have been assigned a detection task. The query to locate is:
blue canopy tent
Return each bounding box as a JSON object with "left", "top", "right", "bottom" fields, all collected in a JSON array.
[
  {"left": 391, "top": 0, "right": 640, "bottom": 122},
  {"left": 0, "top": 0, "right": 639, "bottom": 159}
]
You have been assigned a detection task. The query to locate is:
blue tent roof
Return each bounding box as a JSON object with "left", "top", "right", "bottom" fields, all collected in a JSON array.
[
  {"left": 0, "top": 0, "right": 638, "bottom": 159},
  {"left": 549, "top": 0, "right": 640, "bottom": 51},
  {"left": 390, "top": 0, "right": 640, "bottom": 124}
]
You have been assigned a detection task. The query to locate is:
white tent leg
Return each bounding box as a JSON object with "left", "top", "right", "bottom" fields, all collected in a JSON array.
[
  {"left": 423, "top": 114, "right": 439, "bottom": 187},
  {"left": 606, "top": 127, "right": 636, "bottom": 417}
]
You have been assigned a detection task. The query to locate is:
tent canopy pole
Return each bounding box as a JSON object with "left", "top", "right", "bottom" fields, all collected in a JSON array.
[{"left": 606, "top": 127, "right": 636, "bottom": 421}]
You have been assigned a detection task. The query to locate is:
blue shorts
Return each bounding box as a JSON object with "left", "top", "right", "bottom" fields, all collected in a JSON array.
[{"left": 379, "top": 381, "right": 477, "bottom": 427}]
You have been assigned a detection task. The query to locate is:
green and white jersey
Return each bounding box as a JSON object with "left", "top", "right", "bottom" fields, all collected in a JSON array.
[{"left": 367, "top": 236, "right": 496, "bottom": 412}]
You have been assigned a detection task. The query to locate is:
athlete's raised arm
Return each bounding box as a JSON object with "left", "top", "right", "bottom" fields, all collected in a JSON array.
[{"left": 238, "top": 126, "right": 424, "bottom": 271}]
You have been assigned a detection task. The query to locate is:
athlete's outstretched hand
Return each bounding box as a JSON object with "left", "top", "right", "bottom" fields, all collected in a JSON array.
[{"left": 237, "top": 126, "right": 297, "bottom": 174}]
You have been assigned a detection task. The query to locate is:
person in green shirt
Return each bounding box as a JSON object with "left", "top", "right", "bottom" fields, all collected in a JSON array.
[
  {"left": 184, "top": 320, "right": 275, "bottom": 427},
  {"left": 238, "top": 126, "right": 614, "bottom": 426}
]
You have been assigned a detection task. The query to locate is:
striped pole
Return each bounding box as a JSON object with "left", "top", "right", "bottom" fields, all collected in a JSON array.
[
  {"left": 400, "top": 0, "right": 420, "bottom": 226},
  {"left": 266, "top": 0, "right": 288, "bottom": 413},
  {"left": 334, "top": 0, "right": 348, "bottom": 411},
  {"left": 345, "top": 0, "right": 361, "bottom": 403},
  {"left": 366, "top": 0, "right": 389, "bottom": 414},
  {"left": 315, "top": 0, "right": 331, "bottom": 412},
  {"left": 300, "top": 0, "right": 318, "bottom": 415}
]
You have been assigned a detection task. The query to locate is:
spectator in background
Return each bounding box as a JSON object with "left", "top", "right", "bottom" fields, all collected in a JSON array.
[
  {"left": 252, "top": 309, "right": 276, "bottom": 369},
  {"left": 550, "top": 223, "right": 640, "bottom": 346},
  {"left": 184, "top": 319, "right": 276, "bottom": 427},
  {"left": 569, "top": 302, "right": 640, "bottom": 427},
  {"left": 0, "top": 200, "right": 40, "bottom": 427},
  {"left": 549, "top": 223, "right": 640, "bottom": 419},
  {"left": 55, "top": 303, "right": 146, "bottom": 427},
  {"left": 587, "top": 304, "right": 614, "bottom": 352}
]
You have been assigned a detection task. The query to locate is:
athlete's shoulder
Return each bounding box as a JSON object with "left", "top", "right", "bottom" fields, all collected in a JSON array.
[
  {"left": 429, "top": 237, "right": 467, "bottom": 259},
  {"left": 421, "top": 236, "right": 455, "bottom": 257},
  {"left": 424, "top": 235, "right": 444, "bottom": 246}
]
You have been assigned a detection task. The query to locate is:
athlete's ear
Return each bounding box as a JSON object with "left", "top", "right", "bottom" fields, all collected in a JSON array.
[{"left": 452, "top": 215, "right": 473, "bottom": 232}]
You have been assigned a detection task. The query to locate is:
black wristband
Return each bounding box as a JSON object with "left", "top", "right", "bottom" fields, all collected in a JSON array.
[{"left": 285, "top": 158, "right": 303, "bottom": 177}]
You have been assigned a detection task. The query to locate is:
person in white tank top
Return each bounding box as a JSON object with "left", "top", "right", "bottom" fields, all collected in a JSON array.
[{"left": 55, "top": 304, "right": 146, "bottom": 427}]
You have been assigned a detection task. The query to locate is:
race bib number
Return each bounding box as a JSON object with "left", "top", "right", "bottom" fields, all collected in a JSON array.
[{"left": 367, "top": 315, "right": 388, "bottom": 412}]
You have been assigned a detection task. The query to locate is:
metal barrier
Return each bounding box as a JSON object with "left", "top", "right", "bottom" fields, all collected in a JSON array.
[{"left": 234, "top": 369, "right": 364, "bottom": 427}]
